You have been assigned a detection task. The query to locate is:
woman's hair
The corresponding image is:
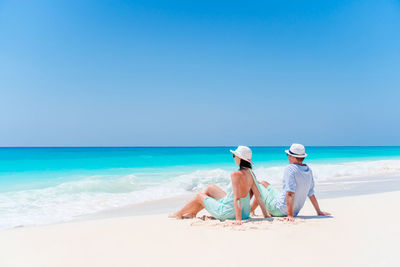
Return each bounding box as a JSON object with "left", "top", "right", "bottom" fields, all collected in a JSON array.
[{"left": 239, "top": 159, "right": 252, "bottom": 169}]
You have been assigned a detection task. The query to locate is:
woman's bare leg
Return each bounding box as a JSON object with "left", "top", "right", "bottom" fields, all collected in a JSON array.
[
  {"left": 180, "top": 185, "right": 226, "bottom": 217},
  {"left": 169, "top": 193, "right": 207, "bottom": 219},
  {"left": 169, "top": 184, "right": 227, "bottom": 219},
  {"left": 204, "top": 184, "right": 226, "bottom": 200}
]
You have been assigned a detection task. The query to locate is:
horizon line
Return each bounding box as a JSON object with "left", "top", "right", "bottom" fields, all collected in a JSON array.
[{"left": 1, "top": 145, "right": 400, "bottom": 148}]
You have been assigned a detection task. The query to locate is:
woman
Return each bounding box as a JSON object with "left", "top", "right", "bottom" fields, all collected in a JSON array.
[{"left": 169, "top": 146, "right": 269, "bottom": 224}]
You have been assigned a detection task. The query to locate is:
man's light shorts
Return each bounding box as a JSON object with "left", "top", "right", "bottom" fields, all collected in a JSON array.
[{"left": 259, "top": 185, "right": 286, "bottom": 217}]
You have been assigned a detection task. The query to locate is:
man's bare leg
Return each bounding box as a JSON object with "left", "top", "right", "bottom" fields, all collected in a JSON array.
[{"left": 260, "top": 181, "right": 270, "bottom": 187}]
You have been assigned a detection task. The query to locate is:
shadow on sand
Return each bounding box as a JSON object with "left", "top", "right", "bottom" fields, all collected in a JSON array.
[
  {"left": 195, "top": 215, "right": 333, "bottom": 224},
  {"left": 296, "top": 215, "right": 334, "bottom": 220},
  {"left": 242, "top": 215, "right": 334, "bottom": 224}
]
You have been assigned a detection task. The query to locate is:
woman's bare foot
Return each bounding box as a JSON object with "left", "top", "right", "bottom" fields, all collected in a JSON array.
[
  {"left": 168, "top": 213, "right": 183, "bottom": 219},
  {"left": 199, "top": 215, "right": 214, "bottom": 221},
  {"left": 182, "top": 213, "right": 196, "bottom": 219}
]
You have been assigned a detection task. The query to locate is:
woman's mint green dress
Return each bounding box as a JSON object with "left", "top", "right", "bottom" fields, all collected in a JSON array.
[{"left": 203, "top": 183, "right": 251, "bottom": 221}]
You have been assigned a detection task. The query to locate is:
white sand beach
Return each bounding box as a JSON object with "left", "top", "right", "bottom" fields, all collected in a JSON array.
[
  {"left": 2, "top": 0, "right": 399, "bottom": 265},
  {"left": 0, "top": 188, "right": 398, "bottom": 267}
]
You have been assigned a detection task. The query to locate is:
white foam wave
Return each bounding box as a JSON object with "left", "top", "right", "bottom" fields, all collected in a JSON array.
[
  {"left": 1, "top": 159, "right": 399, "bottom": 230},
  {"left": 254, "top": 159, "right": 400, "bottom": 184}
]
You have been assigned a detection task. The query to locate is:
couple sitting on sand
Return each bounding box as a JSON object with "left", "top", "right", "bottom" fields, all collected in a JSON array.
[{"left": 170, "top": 144, "right": 330, "bottom": 224}]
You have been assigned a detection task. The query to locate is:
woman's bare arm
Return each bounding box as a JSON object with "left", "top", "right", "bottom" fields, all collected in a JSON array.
[
  {"left": 251, "top": 182, "right": 271, "bottom": 218},
  {"left": 231, "top": 173, "right": 243, "bottom": 224}
]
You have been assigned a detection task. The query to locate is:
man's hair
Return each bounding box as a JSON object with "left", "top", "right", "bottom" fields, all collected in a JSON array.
[{"left": 295, "top": 157, "right": 305, "bottom": 164}]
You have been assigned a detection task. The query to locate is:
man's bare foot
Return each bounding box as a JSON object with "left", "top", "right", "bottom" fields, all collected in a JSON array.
[
  {"left": 250, "top": 212, "right": 256, "bottom": 217},
  {"left": 282, "top": 216, "right": 295, "bottom": 222}
]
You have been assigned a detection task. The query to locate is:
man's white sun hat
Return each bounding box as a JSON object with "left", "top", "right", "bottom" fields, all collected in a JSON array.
[
  {"left": 230, "top": 146, "right": 253, "bottom": 164},
  {"left": 285, "top": 143, "right": 307, "bottom": 158}
]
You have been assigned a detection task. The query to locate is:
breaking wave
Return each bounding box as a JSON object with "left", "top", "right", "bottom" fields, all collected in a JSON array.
[{"left": 1, "top": 159, "right": 399, "bottom": 230}]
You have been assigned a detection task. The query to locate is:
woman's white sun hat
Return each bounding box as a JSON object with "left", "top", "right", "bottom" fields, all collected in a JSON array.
[
  {"left": 230, "top": 146, "right": 253, "bottom": 164},
  {"left": 285, "top": 143, "right": 307, "bottom": 158}
]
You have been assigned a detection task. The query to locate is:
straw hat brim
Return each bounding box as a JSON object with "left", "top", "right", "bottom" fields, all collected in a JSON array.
[
  {"left": 285, "top": 150, "right": 307, "bottom": 158},
  {"left": 230, "top": 150, "right": 254, "bottom": 165}
]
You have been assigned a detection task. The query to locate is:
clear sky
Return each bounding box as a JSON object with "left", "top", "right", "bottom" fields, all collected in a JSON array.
[{"left": 0, "top": 0, "right": 399, "bottom": 146}]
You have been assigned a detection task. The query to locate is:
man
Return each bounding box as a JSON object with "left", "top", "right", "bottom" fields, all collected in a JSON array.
[{"left": 251, "top": 143, "right": 330, "bottom": 221}]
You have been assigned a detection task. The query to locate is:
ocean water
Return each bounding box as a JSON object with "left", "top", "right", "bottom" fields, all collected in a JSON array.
[{"left": 1, "top": 146, "right": 400, "bottom": 230}]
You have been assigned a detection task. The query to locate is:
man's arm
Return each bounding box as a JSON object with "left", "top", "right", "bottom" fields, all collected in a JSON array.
[
  {"left": 284, "top": 191, "right": 295, "bottom": 222},
  {"left": 309, "top": 194, "right": 331, "bottom": 216}
]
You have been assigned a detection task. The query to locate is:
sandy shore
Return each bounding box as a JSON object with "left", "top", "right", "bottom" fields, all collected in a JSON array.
[
  {"left": 0, "top": 190, "right": 399, "bottom": 267},
  {"left": 78, "top": 172, "right": 400, "bottom": 222}
]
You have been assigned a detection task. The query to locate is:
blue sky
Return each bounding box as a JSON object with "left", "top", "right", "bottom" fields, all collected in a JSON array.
[{"left": 0, "top": 0, "right": 399, "bottom": 146}]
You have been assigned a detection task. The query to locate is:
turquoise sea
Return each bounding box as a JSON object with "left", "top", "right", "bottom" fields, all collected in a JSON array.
[{"left": 1, "top": 146, "right": 400, "bottom": 230}]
